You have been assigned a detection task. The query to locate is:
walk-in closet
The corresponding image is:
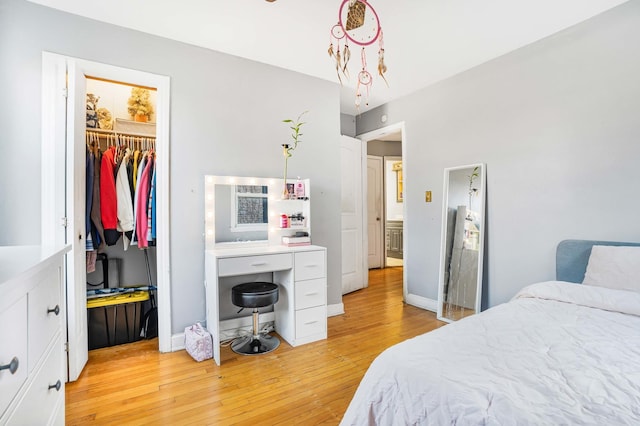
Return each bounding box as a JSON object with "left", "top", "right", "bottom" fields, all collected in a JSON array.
[{"left": 84, "top": 77, "right": 159, "bottom": 351}]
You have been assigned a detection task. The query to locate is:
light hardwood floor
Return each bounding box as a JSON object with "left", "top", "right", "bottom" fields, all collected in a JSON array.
[{"left": 66, "top": 267, "right": 445, "bottom": 425}]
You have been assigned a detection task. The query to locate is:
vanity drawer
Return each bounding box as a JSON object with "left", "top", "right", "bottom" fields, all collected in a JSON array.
[
  {"left": 295, "top": 279, "right": 326, "bottom": 310},
  {"left": 28, "top": 272, "right": 62, "bottom": 372},
  {"left": 0, "top": 296, "right": 28, "bottom": 418},
  {"left": 218, "top": 253, "right": 292, "bottom": 277},
  {"left": 295, "top": 305, "right": 326, "bottom": 339},
  {"left": 6, "top": 334, "right": 64, "bottom": 426},
  {"left": 294, "top": 251, "right": 326, "bottom": 281}
]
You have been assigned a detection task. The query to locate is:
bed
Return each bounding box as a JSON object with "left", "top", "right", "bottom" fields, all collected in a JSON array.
[{"left": 341, "top": 240, "right": 640, "bottom": 425}]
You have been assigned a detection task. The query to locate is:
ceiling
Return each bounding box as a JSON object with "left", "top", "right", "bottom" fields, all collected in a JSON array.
[{"left": 28, "top": 0, "right": 628, "bottom": 116}]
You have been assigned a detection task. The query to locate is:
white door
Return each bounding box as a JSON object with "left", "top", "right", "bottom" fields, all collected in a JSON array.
[
  {"left": 66, "top": 60, "right": 89, "bottom": 381},
  {"left": 367, "top": 156, "right": 383, "bottom": 269},
  {"left": 341, "top": 136, "right": 366, "bottom": 294}
]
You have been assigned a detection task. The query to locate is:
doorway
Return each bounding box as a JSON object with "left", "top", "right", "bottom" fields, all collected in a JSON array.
[
  {"left": 384, "top": 156, "right": 404, "bottom": 268},
  {"left": 358, "top": 122, "right": 406, "bottom": 298},
  {"left": 41, "top": 53, "right": 171, "bottom": 381}
]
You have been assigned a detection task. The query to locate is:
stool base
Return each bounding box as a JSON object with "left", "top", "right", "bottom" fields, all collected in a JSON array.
[{"left": 231, "top": 334, "right": 280, "bottom": 356}]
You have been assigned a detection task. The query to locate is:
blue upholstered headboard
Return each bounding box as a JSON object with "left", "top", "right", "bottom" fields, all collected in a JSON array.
[{"left": 556, "top": 239, "right": 640, "bottom": 283}]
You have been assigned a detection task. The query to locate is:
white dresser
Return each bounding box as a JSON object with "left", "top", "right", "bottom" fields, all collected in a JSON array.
[
  {"left": 0, "top": 245, "right": 69, "bottom": 426},
  {"left": 205, "top": 244, "right": 327, "bottom": 365}
]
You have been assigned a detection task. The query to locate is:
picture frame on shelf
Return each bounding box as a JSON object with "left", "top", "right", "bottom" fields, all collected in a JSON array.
[{"left": 285, "top": 183, "right": 296, "bottom": 199}]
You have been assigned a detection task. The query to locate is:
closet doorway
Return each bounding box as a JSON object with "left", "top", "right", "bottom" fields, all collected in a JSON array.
[{"left": 41, "top": 53, "right": 171, "bottom": 382}]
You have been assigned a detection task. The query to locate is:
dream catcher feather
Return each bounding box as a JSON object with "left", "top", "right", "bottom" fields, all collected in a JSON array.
[{"left": 328, "top": 0, "right": 387, "bottom": 110}]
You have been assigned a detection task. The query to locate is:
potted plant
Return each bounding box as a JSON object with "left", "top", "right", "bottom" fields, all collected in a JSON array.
[
  {"left": 281, "top": 111, "right": 308, "bottom": 198},
  {"left": 127, "top": 87, "right": 154, "bottom": 122}
]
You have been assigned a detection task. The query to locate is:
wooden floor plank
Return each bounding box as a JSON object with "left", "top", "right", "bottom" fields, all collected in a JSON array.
[{"left": 66, "top": 267, "right": 445, "bottom": 425}]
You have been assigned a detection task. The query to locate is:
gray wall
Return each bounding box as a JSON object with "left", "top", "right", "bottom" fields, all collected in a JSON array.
[
  {"left": 340, "top": 113, "right": 356, "bottom": 137},
  {"left": 357, "top": 1, "right": 640, "bottom": 308},
  {"left": 0, "top": 0, "right": 342, "bottom": 333}
]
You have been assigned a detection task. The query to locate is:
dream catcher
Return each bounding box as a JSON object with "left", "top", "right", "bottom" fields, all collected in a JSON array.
[{"left": 328, "top": 0, "right": 387, "bottom": 110}]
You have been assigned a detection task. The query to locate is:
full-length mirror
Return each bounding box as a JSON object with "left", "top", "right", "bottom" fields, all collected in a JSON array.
[{"left": 437, "top": 163, "right": 486, "bottom": 323}]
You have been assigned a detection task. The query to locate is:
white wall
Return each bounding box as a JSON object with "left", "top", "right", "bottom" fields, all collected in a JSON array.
[
  {"left": 0, "top": 0, "right": 342, "bottom": 333},
  {"left": 356, "top": 1, "right": 640, "bottom": 308}
]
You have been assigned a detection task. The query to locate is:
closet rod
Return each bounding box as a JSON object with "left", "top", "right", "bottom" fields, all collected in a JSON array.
[{"left": 86, "top": 128, "right": 156, "bottom": 139}]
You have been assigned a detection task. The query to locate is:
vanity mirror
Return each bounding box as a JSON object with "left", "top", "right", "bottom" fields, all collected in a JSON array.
[
  {"left": 437, "top": 163, "right": 486, "bottom": 323},
  {"left": 204, "top": 176, "right": 278, "bottom": 249},
  {"left": 204, "top": 175, "right": 312, "bottom": 250}
]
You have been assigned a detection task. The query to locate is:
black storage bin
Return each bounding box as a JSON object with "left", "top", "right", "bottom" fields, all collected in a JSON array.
[{"left": 87, "top": 292, "right": 149, "bottom": 350}]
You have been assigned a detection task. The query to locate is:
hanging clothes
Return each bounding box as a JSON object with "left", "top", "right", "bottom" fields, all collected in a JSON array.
[
  {"left": 132, "top": 149, "right": 140, "bottom": 190},
  {"left": 146, "top": 155, "right": 156, "bottom": 245},
  {"left": 84, "top": 132, "right": 157, "bottom": 254},
  {"left": 135, "top": 152, "right": 153, "bottom": 249},
  {"left": 150, "top": 166, "right": 157, "bottom": 242},
  {"left": 100, "top": 145, "right": 120, "bottom": 246},
  {"left": 131, "top": 152, "right": 147, "bottom": 246},
  {"left": 116, "top": 148, "right": 134, "bottom": 250},
  {"left": 86, "top": 146, "right": 97, "bottom": 273},
  {"left": 90, "top": 149, "right": 106, "bottom": 252},
  {"left": 85, "top": 147, "right": 95, "bottom": 251}
]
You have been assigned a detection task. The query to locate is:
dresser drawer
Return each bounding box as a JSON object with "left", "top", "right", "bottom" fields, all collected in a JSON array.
[
  {"left": 218, "top": 253, "right": 292, "bottom": 277},
  {"left": 295, "top": 278, "right": 326, "bottom": 310},
  {"left": 294, "top": 251, "right": 325, "bottom": 281},
  {"left": 28, "top": 272, "right": 62, "bottom": 372},
  {"left": 6, "top": 334, "right": 64, "bottom": 426},
  {"left": 295, "top": 305, "right": 326, "bottom": 339},
  {"left": 0, "top": 296, "right": 28, "bottom": 418}
]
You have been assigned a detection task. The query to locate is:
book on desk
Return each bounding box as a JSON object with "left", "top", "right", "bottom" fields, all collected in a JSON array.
[{"left": 282, "top": 236, "right": 311, "bottom": 246}]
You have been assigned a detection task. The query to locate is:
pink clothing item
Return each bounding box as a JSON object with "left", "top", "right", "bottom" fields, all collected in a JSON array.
[{"left": 135, "top": 155, "right": 152, "bottom": 249}]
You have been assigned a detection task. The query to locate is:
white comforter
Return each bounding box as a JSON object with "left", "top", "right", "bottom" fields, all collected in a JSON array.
[{"left": 340, "top": 281, "right": 640, "bottom": 425}]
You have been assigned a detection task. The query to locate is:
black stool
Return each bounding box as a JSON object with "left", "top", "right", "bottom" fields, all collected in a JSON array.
[{"left": 230, "top": 282, "right": 280, "bottom": 356}]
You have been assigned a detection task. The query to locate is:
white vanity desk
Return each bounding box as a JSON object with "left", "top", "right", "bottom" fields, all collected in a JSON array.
[
  {"left": 0, "top": 245, "right": 70, "bottom": 425},
  {"left": 205, "top": 243, "right": 327, "bottom": 366},
  {"left": 204, "top": 175, "right": 327, "bottom": 365}
]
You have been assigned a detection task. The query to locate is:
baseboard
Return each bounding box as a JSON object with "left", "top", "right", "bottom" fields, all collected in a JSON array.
[
  {"left": 405, "top": 293, "right": 438, "bottom": 312},
  {"left": 171, "top": 333, "right": 185, "bottom": 351},
  {"left": 327, "top": 302, "right": 344, "bottom": 317}
]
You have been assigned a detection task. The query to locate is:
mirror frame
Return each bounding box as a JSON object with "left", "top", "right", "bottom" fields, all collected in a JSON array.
[
  {"left": 436, "top": 163, "right": 486, "bottom": 323},
  {"left": 204, "top": 175, "right": 280, "bottom": 250}
]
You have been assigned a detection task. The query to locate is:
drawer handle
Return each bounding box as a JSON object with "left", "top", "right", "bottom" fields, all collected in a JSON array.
[
  {"left": 250, "top": 262, "right": 268, "bottom": 267},
  {"left": 47, "top": 305, "right": 60, "bottom": 316},
  {"left": 305, "top": 292, "right": 319, "bottom": 296},
  {"left": 0, "top": 357, "right": 19, "bottom": 375},
  {"left": 304, "top": 264, "right": 318, "bottom": 268},
  {"left": 304, "top": 320, "right": 319, "bottom": 325},
  {"left": 48, "top": 380, "right": 62, "bottom": 392}
]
